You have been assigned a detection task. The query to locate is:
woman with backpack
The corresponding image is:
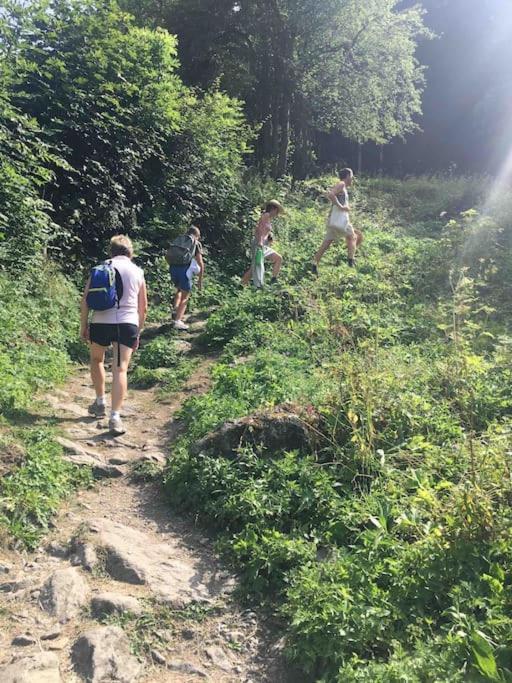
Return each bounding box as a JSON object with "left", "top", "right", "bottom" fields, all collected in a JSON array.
[
  {"left": 80, "top": 235, "right": 148, "bottom": 436},
  {"left": 166, "top": 226, "right": 204, "bottom": 331}
]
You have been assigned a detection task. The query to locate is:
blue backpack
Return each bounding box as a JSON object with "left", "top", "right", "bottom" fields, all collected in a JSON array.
[{"left": 86, "top": 261, "right": 123, "bottom": 311}]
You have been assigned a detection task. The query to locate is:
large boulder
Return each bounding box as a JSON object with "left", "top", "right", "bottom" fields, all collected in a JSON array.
[
  {"left": 0, "top": 652, "right": 61, "bottom": 683},
  {"left": 40, "top": 567, "right": 89, "bottom": 623},
  {"left": 191, "top": 405, "right": 320, "bottom": 459},
  {"left": 89, "top": 518, "right": 234, "bottom": 607},
  {"left": 72, "top": 626, "right": 141, "bottom": 682}
]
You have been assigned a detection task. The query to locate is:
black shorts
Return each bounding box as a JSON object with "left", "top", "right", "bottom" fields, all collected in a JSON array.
[{"left": 89, "top": 323, "right": 139, "bottom": 349}]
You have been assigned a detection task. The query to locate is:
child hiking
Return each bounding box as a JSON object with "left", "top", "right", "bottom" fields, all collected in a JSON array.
[
  {"left": 81, "top": 235, "right": 148, "bottom": 436},
  {"left": 311, "top": 168, "right": 363, "bottom": 273},
  {"left": 242, "top": 200, "right": 284, "bottom": 288},
  {"left": 166, "top": 226, "right": 204, "bottom": 331}
]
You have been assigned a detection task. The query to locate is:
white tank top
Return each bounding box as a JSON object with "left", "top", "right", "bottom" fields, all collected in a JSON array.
[{"left": 91, "top": 256, "right": 145, "bottom": 326}]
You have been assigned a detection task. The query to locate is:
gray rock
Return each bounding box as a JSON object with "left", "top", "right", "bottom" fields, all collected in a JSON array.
[
  {"left": 12, "top": 633, "right": 37, "bottom": 646},
  {"left": 41, "top": 626, "right": 61, "bottom": 641},
  {"left": 89, "top": 518, "right": 234, "bottom": 606},
  {"left": 45, "top": 638, "right": 68, "bottom": 651},
  {"left": 72, "top": 626, "right": 141, "bottom": 682},
  {"left": 0, "top": 562, "right": 12, "bottom": 574},
  {"left": 0, "top": 578, "right": 30, "bottom": 593},
  {"left": 182, "top": 628, "right": 195, "bottom": 640},
  {"left": 70, "top": 541, "right": 98, "bottom": 571},
  {"left": 108, "top": 456, "right": 131, "bottom": 465},
  {"left": 46, "top": 542, "right": 69, "bottom": 559},
  {"left": 205, "top": 645, "right": 233, "bottom": 672},
  {"left": 91, "top": 592, "right": 142, "bottom": 618},
  {"left": 40, "top": 567, "right": 89, "bottom": 623},
  {"left": 0, "top": 651, "right": 61, "bottom": 683},
  {"left": 191, "top": 405, "right": 320, "bottom": 459},
  {"left": 167, "top": 660, "right": 207, "bottom": 678},
  {"left": 55, "top": 437, "right": 125, "bottom": 478},
  {"left": 150, "top": 649, "right": 166, "bottom": 665}
]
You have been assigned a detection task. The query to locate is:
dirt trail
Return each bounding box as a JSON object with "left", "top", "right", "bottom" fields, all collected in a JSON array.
[{"left": 0, "top": 318, "right": 292, "bottom": 683}]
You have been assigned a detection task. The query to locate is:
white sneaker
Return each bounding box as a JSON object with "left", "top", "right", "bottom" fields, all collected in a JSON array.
[{"left": 174, "top": 320, "right": 189, "bottom": 331}]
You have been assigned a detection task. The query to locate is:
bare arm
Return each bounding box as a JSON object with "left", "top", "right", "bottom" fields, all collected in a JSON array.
[
  {"left": 326, "top": 182, "right": 350, "bottom": 212},
  {"left": 138, "top": 280, "right": 148, "bottom": 331},
  {"left": 80, "top": 277, "right": 91, "bottom": 341},
  {"left": 196, "top": 251, "right": 205, "bottom": 291}
]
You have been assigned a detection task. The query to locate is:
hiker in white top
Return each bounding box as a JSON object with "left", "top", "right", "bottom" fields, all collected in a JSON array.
[
  {"left": 80, "top": 235, "right": 148, "bottom": 436},
  {"left": 311, "top": 168, "right": 363, "bottom": 273}
]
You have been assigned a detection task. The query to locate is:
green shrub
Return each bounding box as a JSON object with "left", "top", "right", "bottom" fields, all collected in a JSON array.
[{"left": 0, "top": 429, "right": 92, "bottom": 548}]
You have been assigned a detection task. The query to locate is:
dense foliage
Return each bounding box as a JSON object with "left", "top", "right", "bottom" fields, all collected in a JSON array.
[
  {"left": 165, "top": 176, "right": 512, "bottom": 681},
  {"left": 122, "top": 0, "right": 429, "bottom": 176}
]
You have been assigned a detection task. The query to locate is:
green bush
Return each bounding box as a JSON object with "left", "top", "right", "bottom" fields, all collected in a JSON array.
[{"left": 0, "top": 429, "right": 92, "bottom": 548}]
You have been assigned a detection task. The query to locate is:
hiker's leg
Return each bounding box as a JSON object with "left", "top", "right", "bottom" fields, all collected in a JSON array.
[
  {"left": 175, "top": 290, "right": 190, "bottom": 321},
  {"left": 346, "top": 232, "right": 357, "bottom": 260},
  {"left": 314, "top": 239, "right": 334, "bottom": 265},
  {"left": 90, "top": 343, "right": 106, "bottom": 399},
  {"left": 111, "top": 344, "right": 134, "bottom": 413},
  {"left": 267, "top": 251, "right": 283, "bottom": 278},
  {"left": 174, "top": 289, "right": 182, "bottom": 311},
  {"left": 241, "top": 267, "right": 252, "bottom": 286}
]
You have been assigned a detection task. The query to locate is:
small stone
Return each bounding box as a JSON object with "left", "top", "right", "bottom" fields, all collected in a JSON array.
[
  {"left": 91, "top": 592, "right": 142, "bottom": 618},
  {"left": 70, "top": 541, "right": 98, "bottom": 571},
  {"left": 46, "top": 638, "right": 68, "bottom": 651},
  {"left": 12, "top": 633, "right": 37, "bottom": 646},
  {"left": 167, "top": 660, "right": 207, "bottom": 677},
  {"left": 182, "top": 628, "right": 195, "bottom": 640},
  {"left": 41, "top": 626, "right": 62, "bottom": 641},
  {"left": 108, "top": 456, "right": 131, "bottom": 465},
  {"left": 205, "top": 645, "right": 233, "bottom": 672},
  {"left": 151, "top": 649, "right": 167, "bottom": 665},
  {"left": 72, "top": 626, "right": 141, "bottom": 682},
  {"left": 46, "top": 541, "right": 69, "bottom": 559},
  {"left": 0, "top": 579, "right": 30, "bottom": 593},
  {"left": 0, "top": 562, "right": 12, "bottom": 574},
  {"left": 40, "top": 567, "right": 89, "bottom": 623}
]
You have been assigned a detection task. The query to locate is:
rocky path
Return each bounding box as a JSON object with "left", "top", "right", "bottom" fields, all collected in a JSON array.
[{"left": 0, "top": 319, "right": 291, "bottom": 683}]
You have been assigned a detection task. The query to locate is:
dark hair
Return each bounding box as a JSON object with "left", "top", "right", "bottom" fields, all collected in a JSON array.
[
  {"left": 339, "top": 168, "right": 353, "bottom": 180},
  {"left": 187, "top": 225, "right": 201, "bottom": 238}
]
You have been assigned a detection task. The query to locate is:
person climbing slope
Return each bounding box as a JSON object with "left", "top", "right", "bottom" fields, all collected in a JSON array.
[
  {"left": 80, "top": 235, "right": 148, "bottom": 436},
  {"left": 166, "top": 225, "right": 204, "bottom": 331},
  {"left": 242, "top": 200, "right": 284, "bottom": 288},
  {"left": 311, "top": 168, "right": 363, "bottom": 272}
]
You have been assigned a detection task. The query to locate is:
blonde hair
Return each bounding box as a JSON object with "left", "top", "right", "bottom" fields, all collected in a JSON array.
[{"left": 110, "top": 235, "right": 134, "bottom": 258}]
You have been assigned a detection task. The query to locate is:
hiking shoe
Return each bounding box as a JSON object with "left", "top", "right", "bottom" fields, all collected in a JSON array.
[
  {"left": 270, "top": 276, "right": 278, "bottom": 285},
  {"left": 348, "top": 257, "right": 355, "bottom": 268},
  {"left": 88, "top": 400, "right": 106, "bottom": 418},
  {"left": 174, "top": 320, "right": 189, "bottom": 331},
  {"left": 311, "top": 262, "right": 318, "bottom": 276},
  {"left": 108, "top": 415, "right": 126, "bottom": 436}
]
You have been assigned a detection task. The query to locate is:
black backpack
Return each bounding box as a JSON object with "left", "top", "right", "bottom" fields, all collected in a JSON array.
[{"left": 166, "top": 234, "right": 196, "bottom": 266}]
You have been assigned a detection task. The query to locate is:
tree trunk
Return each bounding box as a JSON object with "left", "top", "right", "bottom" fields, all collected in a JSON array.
[{"left": 275, "top": 95, "right": 290, "bottom": 177}]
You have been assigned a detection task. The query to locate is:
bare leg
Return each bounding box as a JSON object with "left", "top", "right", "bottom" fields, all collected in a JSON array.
[
  {"left": 267, "top": 252, "right": 283, "bottom": 278},
  {"left": 174, "top": 290, "right": 182, "bottom": 311},
  {"left": 346, "top": 233, "right": 357, "bottom": 260},
  {"left": 111, "top": 344, "right": 134, "bottom": 413},
  {"left": 241, "top": 267, "right": 252, "bottom": 286},
  {"left": 175, "top": 290, "right": 190, "bottom": 321},
  {"left": 90, "top": 343, "right": 106, "bottom": 399},
  {"left": 314, "top": 239, "right": 334, "bottom": 265}
]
